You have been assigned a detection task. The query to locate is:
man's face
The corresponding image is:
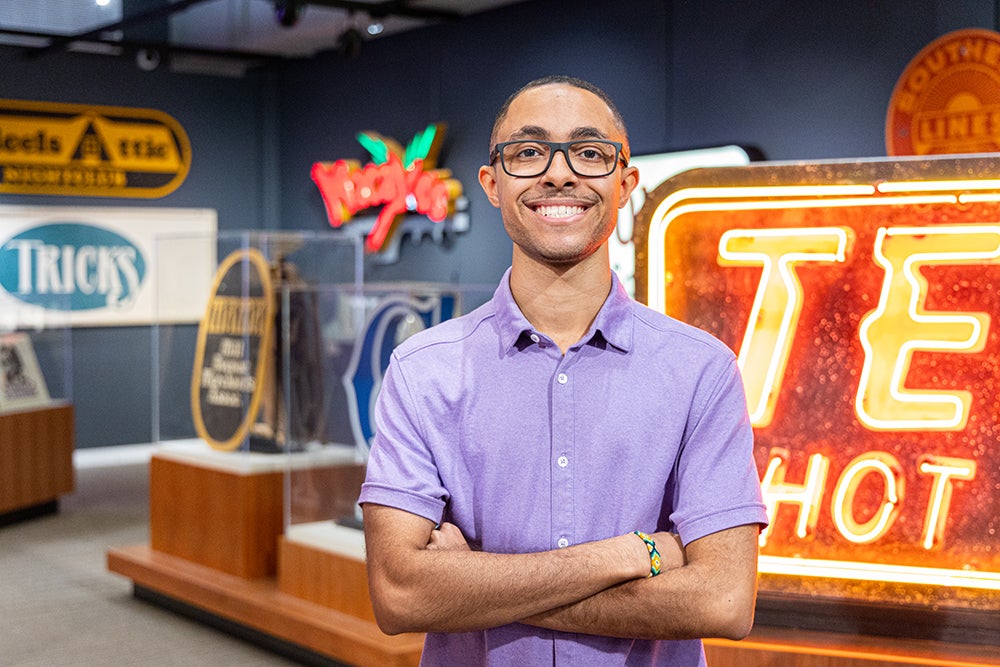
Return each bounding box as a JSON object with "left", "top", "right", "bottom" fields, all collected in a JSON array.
[{"left": 479, "top": 84, "right": 639, "bottom": 267}]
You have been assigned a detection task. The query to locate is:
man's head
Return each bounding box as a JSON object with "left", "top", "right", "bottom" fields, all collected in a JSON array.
[
  {"left": 489, "top": 76, "right": 631, "bottom": 161},
  {"left": 479, "top": 76, "right": 639, "bottom": 268}
]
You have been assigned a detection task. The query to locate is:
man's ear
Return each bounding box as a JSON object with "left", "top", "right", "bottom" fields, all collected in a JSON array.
[
  {"left": 617, "top": 165, "right": 640, "bottom": 209},
  {"left": 478, "top": 165, "right": 501, "bottom": 208}
]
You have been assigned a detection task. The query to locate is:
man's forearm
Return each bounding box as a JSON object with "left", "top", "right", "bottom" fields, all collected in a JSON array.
[
  {"left": 363, "top": 504, "right": 654, "bottom": 635},
  {"left": 522, "top": 525, "right": 760, "bottom": 641}
]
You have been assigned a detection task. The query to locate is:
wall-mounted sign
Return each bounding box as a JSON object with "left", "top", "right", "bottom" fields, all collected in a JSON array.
[
  {"left": 311, "top": 123, "right": 464, "bottom": 254},
  {"left": 190, "top": 248, "right": 274, "bottom": 452},
  {"left": 635, "top": 156, "right": 1000, "bottom": 617},
  {"left": 886, "top": 29, "right": 1000, "bottom": 156},
  {"left": 0, "top": 98, "right": 191, "bottom": 198},
  {"left": 0, "top": 206, "right": 216, "bottom": 328}
]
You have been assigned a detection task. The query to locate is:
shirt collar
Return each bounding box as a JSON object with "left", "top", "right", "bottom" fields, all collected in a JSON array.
[{"left": 493, "top": 267, "right": 634, "bottom": 354}]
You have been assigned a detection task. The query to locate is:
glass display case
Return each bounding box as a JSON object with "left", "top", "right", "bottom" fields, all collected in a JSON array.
[
  {"left": 152, "top": 230, "right": 362, "bottom": 454},
  {"left": 148, "top": 228, "right": 493, "bottom": 574},
  {"left": 281, "top": 281, "right": 494, "bottom": 561},
  {"left": 0, "top": 295, "right": 73, "bottom": 519}
]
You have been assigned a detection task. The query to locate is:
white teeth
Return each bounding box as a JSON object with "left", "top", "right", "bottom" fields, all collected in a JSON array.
[{"left": 536, "top": 205, "right": 584, "bottom": 218}]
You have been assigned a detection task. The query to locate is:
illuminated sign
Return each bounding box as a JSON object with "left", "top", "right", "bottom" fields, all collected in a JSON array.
[
  {"left": 886, "top": 29, "right": 1000, "bottom": 156},
  {"left": 634, "top": 156, "right": 1000, "bottom": 613},
  {"left": 0, "top": 98, "right": 191, "bottom": 198},
  {"left": 311, "top": 123, "right": 463, "bottom": 254}
]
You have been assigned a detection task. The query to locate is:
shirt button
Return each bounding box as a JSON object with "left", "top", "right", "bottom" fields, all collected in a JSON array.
[
  {"left": 557, "top": 455, "right": 569, "bottom": 468},
  {"left": 557, "top": 537, "right": 570, "bottom": 548},
  {"left": 557, "top": 373, "right": 568, "bottom": 384}
]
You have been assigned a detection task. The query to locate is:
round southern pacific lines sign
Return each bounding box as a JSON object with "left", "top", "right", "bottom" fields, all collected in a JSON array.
[
  {"left": 191, "top": 249, "right": 274, "bottom": 451},
  {"left": 887, "top": 29, "right": 1000, "bottom": 155},
  {"left": 0, "top": 98, "right": 190, "bottom": 197}
]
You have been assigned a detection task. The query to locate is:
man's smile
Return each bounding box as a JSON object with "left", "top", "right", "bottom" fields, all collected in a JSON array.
[{"left": 532, "top": 203, "right": 587, "bottom": 219}]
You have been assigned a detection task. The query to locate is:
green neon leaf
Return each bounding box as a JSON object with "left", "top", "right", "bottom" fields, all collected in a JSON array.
[
  {"left": 357, "top": 132, "right": 389, "bottom": 164},
  {"left": 403, "top": 124, "right": 437, "bottom": 167}
]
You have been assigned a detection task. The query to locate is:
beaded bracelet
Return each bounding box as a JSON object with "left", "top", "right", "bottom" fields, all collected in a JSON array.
[{"left": 633, "top": 530, "right": 662, "bottom": 578}]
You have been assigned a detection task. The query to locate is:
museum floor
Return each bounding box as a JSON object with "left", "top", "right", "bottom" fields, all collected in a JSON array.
[{"left": 0, "top": 445, "right": 313, "bottom": 666}]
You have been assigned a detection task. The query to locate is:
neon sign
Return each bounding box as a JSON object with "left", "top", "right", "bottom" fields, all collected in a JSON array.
[
  {"left": 634, "top": 157, "right": 1000, "bottom": 611},
  {"left": 311, "top": 123, "right": 463, "bottom": 253}
]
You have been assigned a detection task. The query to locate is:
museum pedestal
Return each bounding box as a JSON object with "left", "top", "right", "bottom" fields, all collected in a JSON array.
[
  {"left": 0, "top": 403, "right": 74, "bottom": 523},
  {"left": 107, "top": 443, "right": 423, "bottom": 667}
]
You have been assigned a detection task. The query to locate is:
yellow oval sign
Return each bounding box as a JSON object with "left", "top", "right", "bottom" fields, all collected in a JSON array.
[
  {"left": 190, "top": 248, "right": 274, "bottom": 451},
  {"left": 0, "top": 98, "right": 191, "bottom": 198},
  {"left": 886, "top": 29, "right": 1000, "bottom": 156}
]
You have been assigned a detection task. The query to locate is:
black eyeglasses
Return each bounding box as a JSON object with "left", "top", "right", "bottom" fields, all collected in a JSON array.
[{"left": 489, "top": 140, "right": 628, "bottom": 178}]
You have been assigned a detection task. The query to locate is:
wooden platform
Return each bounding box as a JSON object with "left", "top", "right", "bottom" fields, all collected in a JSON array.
[
  {"left": 0, "top": 403, "right": 74, "bottom": 520},
  {"left": 107, "top": 447, "right": 421, "bottom": 667},
  {"left": 109, "top": 446, "right": 998, "bottom": 667},
  {"left": 107, "top": 543, "right": 422, "bottom": 667}
]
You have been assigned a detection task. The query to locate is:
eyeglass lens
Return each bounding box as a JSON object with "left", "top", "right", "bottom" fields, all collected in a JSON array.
[{"left": 500, "top": 141, "right": 620, "bottom": 177}]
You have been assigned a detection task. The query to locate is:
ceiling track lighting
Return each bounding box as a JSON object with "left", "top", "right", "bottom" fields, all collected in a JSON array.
[{"left": 274, "top": 0, "right": 304, "bottom": 27}]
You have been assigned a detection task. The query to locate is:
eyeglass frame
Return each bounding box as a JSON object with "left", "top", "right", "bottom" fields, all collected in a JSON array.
[{"left": 489, "top": 139, "right": 629, "bottom": 178}]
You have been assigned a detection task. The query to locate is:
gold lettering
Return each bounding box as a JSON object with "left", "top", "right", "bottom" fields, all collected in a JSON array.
[
  {"left": 918, "top": 455, "right": 977, "bottom": 550},
  {"left": 205, "top": 296, "right": 270, "bottom": 336},
  {"left": 758, "top": 448, "right": 830, "bottom": 547},
  {"left": 856, "top": 225, "right": 1000, "bottom": 430},
  {"left": 718, "top": 227, "right": 853, "bottom": 426},
  {"left": 831, "top": 452, "right": 904, "bottom": 544}
]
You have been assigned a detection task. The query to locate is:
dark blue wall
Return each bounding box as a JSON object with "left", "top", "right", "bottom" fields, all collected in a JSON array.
[
  {"left": 0, "top": 47, "right": 269, "bottom": 447},
  {"left": 0, "top": 0, "right": 996, "bottom": 447}
]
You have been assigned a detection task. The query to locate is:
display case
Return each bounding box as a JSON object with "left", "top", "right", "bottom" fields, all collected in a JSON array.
[
  {"left": 109, "top": 229, "right": 492, "bottom": 666},
  {"left": 0, "top": 297, "right": 73, "bottom": 523},
  {"left": 278, "top": 282, "right": 494, "bottom": 621}
]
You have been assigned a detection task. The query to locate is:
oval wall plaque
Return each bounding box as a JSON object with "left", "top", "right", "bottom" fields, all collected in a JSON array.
[{"left": 190, "top": 248, "right": 274, "bottom": 451}]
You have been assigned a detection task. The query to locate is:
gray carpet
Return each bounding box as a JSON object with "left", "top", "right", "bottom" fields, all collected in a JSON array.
[{"left": 0, "top": 452, "right": 305, "bottom": 666}]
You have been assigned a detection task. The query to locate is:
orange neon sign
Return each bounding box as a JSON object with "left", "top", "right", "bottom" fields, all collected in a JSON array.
[{"left": 634, "top": 156, "right": 1000, "bottom": 611}]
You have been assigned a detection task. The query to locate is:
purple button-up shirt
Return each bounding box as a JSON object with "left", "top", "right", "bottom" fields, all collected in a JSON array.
[{"left": 360, "top": 269, "right": 768, "bottom": 666}]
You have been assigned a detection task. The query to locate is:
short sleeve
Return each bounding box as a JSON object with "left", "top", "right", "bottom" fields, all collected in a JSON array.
[
  {"left": 358, "top": 353, "right": 448, "bottom": 523},
  {"left": 670, "top": 357, "right": 768, "bottom": 545}
]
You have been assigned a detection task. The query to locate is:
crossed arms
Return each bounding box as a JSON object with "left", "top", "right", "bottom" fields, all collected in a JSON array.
[{"left": 362, "top": 502, "right": 760, "bottom": 640}]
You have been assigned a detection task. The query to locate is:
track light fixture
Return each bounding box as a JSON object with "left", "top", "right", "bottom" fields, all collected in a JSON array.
[
  {"left": 337, "top": 26, "right": 363, "bottom": 59},
  {"left": 274, "top": 0, "right": 304, "bottom": 28}
]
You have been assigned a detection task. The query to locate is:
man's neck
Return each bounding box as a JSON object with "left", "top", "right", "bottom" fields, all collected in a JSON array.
[{"left": 508, "top": 250, "right": 613, "bottom": 354}]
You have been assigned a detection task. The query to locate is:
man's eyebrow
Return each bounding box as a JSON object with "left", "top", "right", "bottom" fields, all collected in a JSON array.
[
  {"left": 504, "top": 126, "right": 613, "bottom": 141},
  {"left": 570, "top": 126, "right": 611, "bottom": 140},
  {"left": 507, "top": 125, "right": 549, "bottom": 140}
]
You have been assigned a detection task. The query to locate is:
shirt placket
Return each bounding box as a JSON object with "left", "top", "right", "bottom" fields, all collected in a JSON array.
[
  {"left": 550, "top": 347, "right": 578, "bottom": 667},
  {"left": 550, "top": 350, "right": 575, "bottom": 551}
]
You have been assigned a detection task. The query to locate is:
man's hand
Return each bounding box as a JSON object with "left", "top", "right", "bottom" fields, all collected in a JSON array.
[{"left": 426, "top": 522, "right": 471, "bottom": 551}]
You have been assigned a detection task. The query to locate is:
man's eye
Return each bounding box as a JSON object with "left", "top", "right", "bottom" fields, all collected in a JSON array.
[
  {"left": 515, "top": 146, "right": 545, "bottom": 159},
  {"left": 573, "top": 145, "right": 610, "bottom": 161}
]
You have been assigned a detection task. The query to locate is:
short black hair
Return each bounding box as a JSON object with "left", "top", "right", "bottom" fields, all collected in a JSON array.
[{"left": 489, "top": 75, "right": 630, "bottom": 158}]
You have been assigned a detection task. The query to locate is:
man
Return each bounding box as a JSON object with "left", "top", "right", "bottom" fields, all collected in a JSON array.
[{"left": 359, "top": 75, "right": 768, "bottom": 666}]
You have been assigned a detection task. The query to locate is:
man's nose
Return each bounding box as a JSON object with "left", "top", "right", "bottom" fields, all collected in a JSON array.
[{"left": 543, "top": 148, "right": 577, "bottom": 184}]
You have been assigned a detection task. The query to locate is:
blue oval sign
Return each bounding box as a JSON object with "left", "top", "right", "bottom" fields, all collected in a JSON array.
[{"left": 0, "top": 222, "right": 146, "bottom": 311}]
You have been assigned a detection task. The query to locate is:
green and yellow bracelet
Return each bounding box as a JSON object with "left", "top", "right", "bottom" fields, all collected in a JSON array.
[{"left": 633, "top": 530, "right": 662, "bottom": 577}]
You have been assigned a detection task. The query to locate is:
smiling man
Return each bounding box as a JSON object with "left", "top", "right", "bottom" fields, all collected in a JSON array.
[{"left": 359, "top": 76, "right": 768, "bottom": 666}]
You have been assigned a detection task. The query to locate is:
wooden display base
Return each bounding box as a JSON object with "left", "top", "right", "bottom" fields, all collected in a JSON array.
[
  {"left": 107, "top": 442, "right": 422, "bottom": 667},
  {"left": 111, "top": 443, "right": 998, "bottom": 667},
  {"left": 0, "top": 403, "right": 74, "bottom": 521},
  {"left": 278, "top": 522, "right": 375, "bottom": 623},
  {"left": 107, "top": 544, "right": 422, "bottom": 667}
]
